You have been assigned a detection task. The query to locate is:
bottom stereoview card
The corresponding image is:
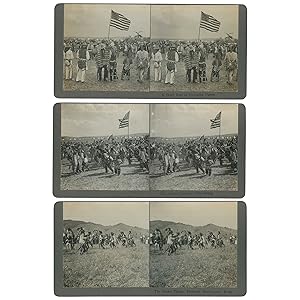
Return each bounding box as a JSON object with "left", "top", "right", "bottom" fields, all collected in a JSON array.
[
  {"left": 54, "top": 201, "right": 246, "bottom": 296},
  {"left": 53, "top": 103, "right": 245, "bottom": 198}
]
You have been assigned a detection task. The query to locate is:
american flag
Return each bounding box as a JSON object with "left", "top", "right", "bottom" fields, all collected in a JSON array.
[
  {"left": 200, "top": 11, "right": 221, "bottom": 32},
  {"left": 210, "top": 112, "right": 221, "bottom": 129},
  {"left": 119, "top": 111, "right": 130, "bottom": 129},
  {"left": 110, "top": 10, "right": 131, "bottom": 31}
]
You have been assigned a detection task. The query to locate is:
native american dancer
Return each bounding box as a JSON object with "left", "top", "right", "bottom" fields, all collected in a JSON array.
[
  {"left": 164, "top": 45, "right": 179, "bottom": 85},
  {"left": 224, "top": 45, "right": 238, "bottom": 85},
  {"left": 211, "top": 55, "right": 222, "bottom": 82},
  {"left": 109, "top": 45, "right": 118, "bottom": 81},
  {"left": 136, "top": 45, "right": 149, "bottom": 83},
  {"left": 184, "top": 45, "right": 198, "bottom": 83},
  {"left": 198, "top": 45, "right": 208, "bottom": 83},
  {"left": 76, "top": 44, "right": 90, "bottom": 83},
  {"left": 96, "top": 42, "right": 110, "bottom": 82},
  {"left": 121, "top": 55, "right": 133, "bottom": 80}
]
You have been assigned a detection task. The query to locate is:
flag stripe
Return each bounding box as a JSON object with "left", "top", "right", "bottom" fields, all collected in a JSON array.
[
  {"left": 110, "top": 22, "right": 130, "bottom": 31},
  {"left": 110, "top": 10, "right": 131, "bottom": 31},
  {"left": 110, "top": 18, "right": 130, "bottom": 26},
  {"left": 204, "top": 17, "right": 220, "bottom": 25},
  {"left": 200, "top": 11, "right": 220, "bottom": 32},
  {"left": 210, "top": 112, "right": 221, "bottom": 129},
  {"left": 119, "top": 111, "right": 130, "bottom": 129},
  {"left": 200, "top": 24, "right": 219, "bottom": 32},
  {"left": 200, "top": 21, "right": 220, "bottom": 30},
  {"left": 200, "top": 22, "right": 220, "bottom": 30}
]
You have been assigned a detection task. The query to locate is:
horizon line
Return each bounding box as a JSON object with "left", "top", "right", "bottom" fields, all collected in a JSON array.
[
  {"left": 64, "top": 219, "right": 148, "bottom": 231},
  {"left": 150, "top": 219, "right": 237, "bottom": 231}
]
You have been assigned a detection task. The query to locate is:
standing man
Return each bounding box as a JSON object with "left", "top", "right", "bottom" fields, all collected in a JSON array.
[
  {"left": 64, "top": 45, "right": 74, "bottom": 80},
  {"left": 224, "top": 45, "right": 238, "bottom": 85},
  {"left": 198, "top": 44, "right": 208, "bottom": 83},
  {"left": 96, "top": 41, "right": 110, "bottom": 82},
  {"left": 152, "top": 46, "right": 163, "bottom": 82},
  {"left": 109, "top": 43, "right": 118, "bottom": 81},
  {"left": 164, "top": 44, "right": 179, "bottom": 85},
  {"left": 76, "top": 43, "right": 90, "bottom": 83},
  {"left": 136, "top": 45, "right": 149, "bottom": 83}
]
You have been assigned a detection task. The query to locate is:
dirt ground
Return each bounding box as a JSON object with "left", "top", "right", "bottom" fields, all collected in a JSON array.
[
  {"left": 60, "top": 158, "right": 149, "bottom": 191},
  {"left": 149, "top": 159, "right": 238, "bottom": 191}
]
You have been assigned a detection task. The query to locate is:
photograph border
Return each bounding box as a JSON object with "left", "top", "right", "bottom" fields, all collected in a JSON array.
[
  {"left": 54, "top": 3, "right": 247, "bottom": 99},
  {"left": 53, "top": 103, "right": 245, "bottom": 198},
  {"left": 54, "top": 201, "right": 246, "bottom": 296}
]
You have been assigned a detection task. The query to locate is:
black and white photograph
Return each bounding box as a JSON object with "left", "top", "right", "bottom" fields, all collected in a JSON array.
[
  {"left": 56, "top": 4, "right": 245, "bottom": 98},
  {"left": 149, "top": 104, "right": 239, "bottom": 191},
  {"left": 150, "top": 5, "right": 239, "bottom": 92},
  {"left": 149, "top": 202, "right": 238, "bottom": 288},
  {"left": 62, "top": 202, "right": 149, "bottom": 288},
  {"left": 60, "top": 103, "right": 149, "bottom": 191},
  {"left": 63, "top": 4, "right": 150, "bottom": 92},
  {"left": 54, "top": 103, "right": 244, "bottom": 196}
]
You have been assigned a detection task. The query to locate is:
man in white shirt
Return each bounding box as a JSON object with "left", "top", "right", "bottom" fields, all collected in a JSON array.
[
  {"left": 64, "top": 45, "right": 74, "bottom": 80},
  {"left": 152, "top": 46, "right": 163, "bottom": 82}
]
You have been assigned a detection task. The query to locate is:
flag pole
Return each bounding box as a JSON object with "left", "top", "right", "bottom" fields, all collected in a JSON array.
[
  {"left": 128, "top": 117, "right": 130, "bottom": 139},
  {"left": 219, "top": 112, "right": 222, "bottom": 139},
  {"left": 198, "top": 11, "right": 202, "bottom": 42},
  {"left": 107, "top": 10, "right": 112, "bottom": 41}
]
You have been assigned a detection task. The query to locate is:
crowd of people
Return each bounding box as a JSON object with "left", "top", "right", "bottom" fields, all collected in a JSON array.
[
  {"left": 63, "top": 225, "right": 237, "bottom": 255},
  {"left": 63, "top": 227, "right": 140, "bottom": 254},
  {"left": 61, "top": 135, "right": 149, "bottom": 176},
  {"left": 63, "top": 37, "right": 238, "bottom": 87},
  {"left": 150, "top": 136, "right": 238, "bottom": 176},
  {"left": 150, "top": 227, "right": 237, "bottom": 255}
]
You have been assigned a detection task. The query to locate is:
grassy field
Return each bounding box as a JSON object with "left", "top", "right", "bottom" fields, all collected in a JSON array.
[
  {"left": 60, "top": 158, "right": 149, "bottom": 191},
  {"left": 150, "top": 245, "right": 237, "bottom": 288},
  {"left": 149, "top": 159, "right": 238, "bottom": 191},
  {"left": 63, "top": 244, "right": 149, "bottom": 288},
  {"left": 63, "top": 53, "right": 237, "bottom": 93}
]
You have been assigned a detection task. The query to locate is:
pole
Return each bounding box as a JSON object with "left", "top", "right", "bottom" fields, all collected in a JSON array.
[
  {"left": 219, "top": 113, "right": 222, "bottom": 139},
  {"left": 107, "top": 10, "right": 112, "bottom": 41},
  {"left": 198, "top": 11, "right": 202, "bottom": 42},
  {"left": 128, "top": 120, "right": 130, "bottom": 139}
]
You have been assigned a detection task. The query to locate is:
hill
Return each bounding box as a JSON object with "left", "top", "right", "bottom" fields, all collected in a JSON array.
[
  {"left": 63, "top": 219, "right": 148, "bottom": 238},
  {"left": 150, "top": 220, "right": 236, "bottom": 237}
]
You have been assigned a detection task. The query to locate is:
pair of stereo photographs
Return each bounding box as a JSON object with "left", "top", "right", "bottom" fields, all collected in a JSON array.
[{"left": 53, "top": 3, "right": 247, "bottom": 296}]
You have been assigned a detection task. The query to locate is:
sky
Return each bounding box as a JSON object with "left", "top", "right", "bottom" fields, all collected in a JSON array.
[
  {"left": 61, "top": 104, "right": 149, "bottom": 137},
  {"left": 150, "top": 202, "right": 237, "bottom": 229},
  {"left": 151, "top": 5, "right": 238, "bottom": 40},
  {"left": 150, "top": 104, "right": 238, "bottom": 138},
  {"left": 64, "top": 4, "right": 150, "bottom": 38},
  {"left": 63, "top": 202, "right": 149, "bottom": 229}
]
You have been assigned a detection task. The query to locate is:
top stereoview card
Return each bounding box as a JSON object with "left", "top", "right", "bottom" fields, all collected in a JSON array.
[{"left": 54, "top": 3, "right": 247, "bottom": 98}]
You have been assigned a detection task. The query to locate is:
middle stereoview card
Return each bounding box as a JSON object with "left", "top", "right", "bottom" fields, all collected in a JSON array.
[{"left": 53, "top": 103, "right": 245, "bottom": 198}]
